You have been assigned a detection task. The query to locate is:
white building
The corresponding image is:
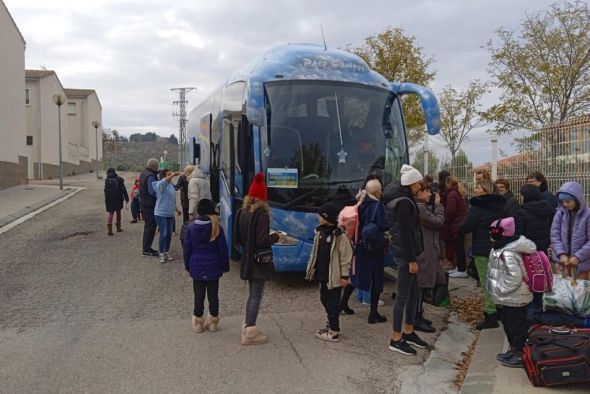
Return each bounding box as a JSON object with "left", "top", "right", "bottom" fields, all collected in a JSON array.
[
  {"left": 0, "top": 0, "right": 27, "bottom": 189},
  {"left": 25, "top": 71, "right": 103, "bottom": 179}
]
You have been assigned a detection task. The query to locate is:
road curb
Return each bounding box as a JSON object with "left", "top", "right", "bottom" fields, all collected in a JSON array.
[{"left": 0, "top": 187, "right": 84, "bottom": 235}]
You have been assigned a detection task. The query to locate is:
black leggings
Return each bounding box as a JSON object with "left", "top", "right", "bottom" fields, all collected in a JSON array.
[
  {"left": 392, "top": 262, "right": 420, "bottom": 332},
  {"left": 498, "top": 305, "right": 529, "bottom": 352},
  {"left": 193, "top": 279, "right": 220, "bottom": 317}
]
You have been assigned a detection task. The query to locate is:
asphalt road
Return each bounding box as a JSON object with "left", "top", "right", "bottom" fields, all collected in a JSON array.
[{"left": 0, "top": 174, "right": 446, "bottom": 394}]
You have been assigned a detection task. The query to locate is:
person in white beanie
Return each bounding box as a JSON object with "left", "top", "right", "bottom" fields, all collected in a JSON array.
[{"left": 383, "top": 164, "right": 429, "bottom": 355}]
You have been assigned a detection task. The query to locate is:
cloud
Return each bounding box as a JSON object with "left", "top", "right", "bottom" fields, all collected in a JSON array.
[{"left": 6, "top": 0, "right": 555, "bottom": 151}]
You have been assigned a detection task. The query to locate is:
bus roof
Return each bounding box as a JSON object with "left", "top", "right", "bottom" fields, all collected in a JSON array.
[{"left": 229, "top": 43, "right": 389, "bottom": 88}]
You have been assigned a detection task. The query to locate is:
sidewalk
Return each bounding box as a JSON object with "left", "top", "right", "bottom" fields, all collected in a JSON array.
[{"left": 0, "top": 184, "right": 82, "bottom": 232}]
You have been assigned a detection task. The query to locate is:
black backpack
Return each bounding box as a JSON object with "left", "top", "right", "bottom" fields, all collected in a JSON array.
[{"left": 105, "top": 177, "right": 119, "bottom": 197}]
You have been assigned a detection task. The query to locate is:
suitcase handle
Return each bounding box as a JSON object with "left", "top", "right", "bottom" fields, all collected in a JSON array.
[{"left": 550, "top": 327, "right": 573, "bottom": 335}]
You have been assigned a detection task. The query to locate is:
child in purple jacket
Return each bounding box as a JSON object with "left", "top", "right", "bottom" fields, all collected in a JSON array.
[
  {"left": 551, "top": 182, "right": 590, "bottom": 280},
  {"left": 183, "top": 199, "right": 229, "bottom": 333}
]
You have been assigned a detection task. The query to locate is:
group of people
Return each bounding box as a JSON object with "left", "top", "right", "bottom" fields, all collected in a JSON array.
[{"left": 103, "top": 159, "right": 589, "bottom": 360}]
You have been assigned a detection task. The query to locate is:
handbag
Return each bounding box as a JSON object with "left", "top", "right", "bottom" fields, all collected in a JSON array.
[{"left": 254, "top": 247, "right": 273, "bottom": 264}]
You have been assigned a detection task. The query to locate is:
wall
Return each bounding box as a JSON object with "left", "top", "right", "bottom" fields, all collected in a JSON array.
[{"left": 0, "top": 2, "right": 27, "bottom": 188}]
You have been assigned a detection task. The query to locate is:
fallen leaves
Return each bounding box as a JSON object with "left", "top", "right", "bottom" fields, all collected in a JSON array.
[
  {"left": 450, "top": 294, "right": 484, "bottom": 327},
  {"left": 454, "top": 332, "right": 480, "bottom": 387}
]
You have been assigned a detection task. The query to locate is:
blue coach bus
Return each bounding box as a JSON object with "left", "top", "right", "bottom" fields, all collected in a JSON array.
[{"left": 186, "top": 44, "right": 441, "bottom": 271}]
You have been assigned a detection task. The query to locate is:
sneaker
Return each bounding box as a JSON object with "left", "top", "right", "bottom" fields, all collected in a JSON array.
[
  {"left": 501, "top": 353, "right": 523, "bottom": 368},
  {"left": 496, "top": 350, "right": 513, "bottom": 362},
  {"left": 340, "top": 305, "right": 355, "bottom": 315},
  {"left": 368, "top": 312, "right": 388, "bottom": 324},
  {"left": 449, "top": 271, "right": 469, "bottom": 278},
  {"left": 159, "top": 253, "right": 166, "bottom": 264},
  {"left": 315, "top": 329, "right": 340, "bottom": 342},
  {"left": 445, "top": 267, "right": 458, "bottom": 274},
  {"left": 402, "top": 332, "right": 429, "bottom": 349},
  {"left": 142, "top": 250, "right": 159, "bottom": 257},
  {"left": 389, "top": 338, "right": 417, "bottom": 355},
  {"left": 414, "top": 318, "right": 436, "bottom": 333},
  {"left": 165, "top": 253, "right": 174, "bottom": 261},
  {"left": 362, "top": 300, "right": 385, "bottom": 306}
]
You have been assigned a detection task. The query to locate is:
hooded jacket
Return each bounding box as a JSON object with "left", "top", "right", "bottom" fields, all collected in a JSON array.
[
  {"left": 440, "top": 186, "right": 468, "bottom": 241},
  {"left": 515, "top": 194, "right": 553, "bottom": 252},
  {"left": 551, "top": 182, "right": 590, "bottom": 272},
  {"left": 417, "top": 201, "right": 446, "bottom": 288},
  {"left": 188, "top": 167, "right": 212, "bottom": 215},
  {"left": 305, "top": 225, "right": 353, "bottom": 290},
  {"left": 487, "top": 236, "right": 535, "bottom": 307},
  {"left": 459, "top": 193, "right": 506, "bottom": 256},
  {"left": 383, "top": 183, "right": 423, "bottom": 262},
  {"left": 502, "top": 191, "right": 520, "bottom": 217},
  {"left": 104, "top": 169, "right": 129, "bottom": 212},
  {"left": 183, "top": 216, "right": 229, "bottom": 280}
]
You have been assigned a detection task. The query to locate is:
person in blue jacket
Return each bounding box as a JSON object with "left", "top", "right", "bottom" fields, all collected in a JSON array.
[
  {"left": 153, "top": 169, "right": 181, "bottom": 263},
  {"left": 183, "top": 199, "right": 229, "bottom": 333}
]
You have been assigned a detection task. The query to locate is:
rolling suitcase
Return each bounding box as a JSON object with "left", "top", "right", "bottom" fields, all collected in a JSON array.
[{"left": 523, "top": 325, "right": 590, "bottom": 387}]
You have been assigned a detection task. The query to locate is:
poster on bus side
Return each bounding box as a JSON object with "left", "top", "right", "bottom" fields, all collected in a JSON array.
[{"left": 267, "top": 168, "right": 298, "bottom": 189}]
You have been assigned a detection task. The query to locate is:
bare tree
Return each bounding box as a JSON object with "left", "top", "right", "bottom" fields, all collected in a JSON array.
[
  {"left": 485, "top": 1, "right": 590, "bottom": 136},
  {"left": 438, "top": 81, "right": 489, "bottom": 161}
]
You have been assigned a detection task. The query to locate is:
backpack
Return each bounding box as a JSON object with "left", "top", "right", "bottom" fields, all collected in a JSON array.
[
  {"left": 338, "top": 203, "right": 360, "bottom": 245},
  {"left": 523, "top": 251, "right": 553, "bottom": 293},
  {"left": 105, "top": 177, "right": 119, "bottom": 197}
]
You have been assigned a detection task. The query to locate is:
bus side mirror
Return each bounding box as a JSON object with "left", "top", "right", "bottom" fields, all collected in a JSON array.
[{"left": 390, "top": 82, "right": 441, "bottom": 136}]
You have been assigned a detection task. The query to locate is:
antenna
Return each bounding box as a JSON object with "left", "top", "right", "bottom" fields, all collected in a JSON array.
[{"left": 320, "top": 25, "right": 327, "bottom": 50}]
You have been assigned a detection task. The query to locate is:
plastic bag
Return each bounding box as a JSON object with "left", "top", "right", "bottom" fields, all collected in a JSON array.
[{"left": 543, "top": 273, "right": 590, "bottom": 317}]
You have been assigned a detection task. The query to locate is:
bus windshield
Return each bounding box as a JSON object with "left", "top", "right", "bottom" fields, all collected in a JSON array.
[{"left": 262, "top": 80, "right": 408, "bottom": 210}]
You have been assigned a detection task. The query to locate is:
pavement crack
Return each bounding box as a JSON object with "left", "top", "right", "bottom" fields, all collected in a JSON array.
[{"left": 270, "top": 315, "right": 307, "bottom": 368}]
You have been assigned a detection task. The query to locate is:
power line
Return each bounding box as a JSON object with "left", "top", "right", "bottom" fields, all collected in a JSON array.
[{"left": 171, "top": 87, "right": 196, "bottom": 168}]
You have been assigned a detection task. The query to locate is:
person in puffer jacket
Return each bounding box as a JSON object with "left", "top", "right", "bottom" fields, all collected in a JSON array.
[
  {"left": 487, "top": 217, "right": 535, "bottom": 368},
  {"left": 551, "top": 181, "right": 590, "bottom": 280},
  {"left": 183, "top": 199, "right": 229, "bottom": 333}
]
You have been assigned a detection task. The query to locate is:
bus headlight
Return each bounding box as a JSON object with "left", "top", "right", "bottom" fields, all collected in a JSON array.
[{"left": 271, "top": 229, "right": 300, "bottom": 246}]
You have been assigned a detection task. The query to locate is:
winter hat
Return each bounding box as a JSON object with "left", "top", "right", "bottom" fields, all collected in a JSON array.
[
  {"left": 318, "top": 203, "right": 341, "bottom": 224},
  {"left": 558, "top": 192, "right": 576, "bottom": 201},
  {"left": 490, "top": 217, "right": 515, "bottom": 238},
  {"left": 520, "top": 184, "right": 541, "bottom": 203},
  {"left": 197, "top": 198, "right": 218, "bottom": 216},
  {"left": 248, "top": 173, "right": 268, "bottom": 201},
  {"left": 400, "top": 164, "right": 423, "bottom": 186}
]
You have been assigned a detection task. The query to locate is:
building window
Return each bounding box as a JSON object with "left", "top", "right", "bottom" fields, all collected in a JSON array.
[
  {"left": 25, "top": 88, "right": 31, "bottom": 105},
  {"left": 26, "top": 136, "right": 33, "bottom": 146},
  {"left": 67, "top": 102, "right": 76, "bottom": 115}
]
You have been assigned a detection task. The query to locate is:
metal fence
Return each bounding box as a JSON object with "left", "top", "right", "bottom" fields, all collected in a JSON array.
[{"left": 442, "top": 115, "right": 590, "bottom": 203}]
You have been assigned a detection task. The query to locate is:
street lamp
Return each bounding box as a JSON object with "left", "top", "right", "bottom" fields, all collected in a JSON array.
[
  {"left": 91, "top": 120, "right": 101, "bottom": 179},
  {"left": 112, "top": 129, "right": 118, "bottom": 170},
  {"left": 52, "top": 93, "right": 66, "bottom": 190}
]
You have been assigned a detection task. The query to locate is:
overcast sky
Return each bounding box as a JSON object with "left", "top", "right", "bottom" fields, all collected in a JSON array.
[{"left": 6, "top": 0, "right": 558, "bottom": 164}]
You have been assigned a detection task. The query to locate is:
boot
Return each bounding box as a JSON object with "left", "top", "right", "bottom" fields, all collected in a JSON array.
[
  {"left": 107, "top": 224, "right": 114, "bottom": 236},
  {"left": 476, "top": 313, "right": 499, "bottom": 330},
  {"left": 368, "top": 311, "right": 388, "bottom": 324},
  {"left": 241, "top": 326, "right": 268, "bottom": 345},
  {"left": 116, "top": 222, "right": 123, "bottom": 232},
  {"left": 192, "top": 316, "right": 204, "bottom": 333},
  {"left": 208, "top": 316, "right": 219, "bottom": 332},
  {"left": 414, "top": 313, "right": 435, "bottom": 333}
]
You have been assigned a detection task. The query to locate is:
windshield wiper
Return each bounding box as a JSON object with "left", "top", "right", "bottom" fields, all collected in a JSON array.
[{"left": 283, "top": 178, "right": 365, "bottom": 209}]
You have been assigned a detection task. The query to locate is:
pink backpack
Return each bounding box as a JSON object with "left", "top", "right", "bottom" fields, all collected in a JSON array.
[
  {"left": 338, "top": 204, "right": 360, "bottom": 245},
  {"left": 522, "top": 251, "right": 553, "bottom": 293}
]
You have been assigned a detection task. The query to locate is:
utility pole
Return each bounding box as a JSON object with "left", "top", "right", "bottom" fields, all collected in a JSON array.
[{"left": 171, "top": 87, "right": 196, "bottom": 169}]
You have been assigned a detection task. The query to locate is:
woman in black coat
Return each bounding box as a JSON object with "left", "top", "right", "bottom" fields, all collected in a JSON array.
[
  {"left": 104, "top": 168, "right": 129, "bottom": 235},
  {"left": 235, "top": 173, "right": 280, "bottom": 346},
  {"left": 515, "top": 184, "right": 553, "bottom": 253}
]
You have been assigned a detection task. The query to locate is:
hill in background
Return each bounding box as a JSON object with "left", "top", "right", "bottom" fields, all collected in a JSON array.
[{"left": 103, "top": 141, "right": 182, "bottom": 172}]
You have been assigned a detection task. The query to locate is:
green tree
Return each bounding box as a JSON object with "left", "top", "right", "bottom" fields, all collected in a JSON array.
[
  {"left": 348, "top": 27, "right": 436, "bottom": 145},
  {"left": 411, "top": 147, "right": 439, "bottom": 176},
  {"left": 485, "top": 1, "right": 590, "bottom": 136},
  {"left": 438, "top": 81, "right": 489, "bottom": 161}
]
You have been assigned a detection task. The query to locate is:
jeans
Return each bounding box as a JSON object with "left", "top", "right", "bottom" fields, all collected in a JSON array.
[
  {"left": 107, "top": 210, "right": 121, "bottom": 225},
  {"left": 245, "top": 279, "right": 265, "bottom": 327},
  {"left": 320, "top": 282, "right": 342, "bottom": 331},
  {"left": 193, "top": 279, "right": 220, "bottom": 317},
  {"left": 142, "top": 207, "right": 157, "bottom": 252},
  {"left": 474, "top": 255, "right": 496, "bottom": 315},
  {"left": 498, "top": 305, "right": 529, "bottom": 352},
  {"left": 131, "top": 199, "right": 141, "bottom": 220},
  {"left": 392, "top": 261, "right": 420, "bottom": 332},
  {"left": 155, "top": 215, "right": 174, "bottom": 253},
  {"left": 356, "top": 289, "right": 371, "bottom": 304}
]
